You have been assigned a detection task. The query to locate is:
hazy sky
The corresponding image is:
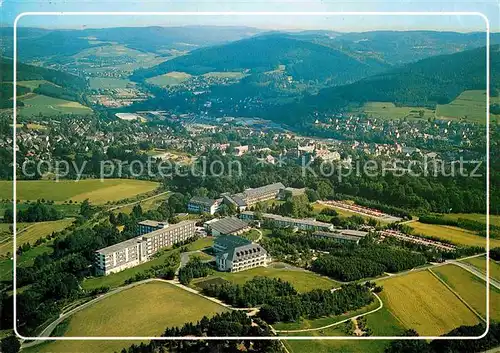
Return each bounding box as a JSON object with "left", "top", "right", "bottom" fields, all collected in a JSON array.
[{"left": 1, "top": 0, "right": 498, "bottom": 32}]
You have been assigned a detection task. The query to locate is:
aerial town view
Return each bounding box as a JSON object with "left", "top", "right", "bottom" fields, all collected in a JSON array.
[{"left": 0, "top": 1, "right": 499, "bottom": 353}]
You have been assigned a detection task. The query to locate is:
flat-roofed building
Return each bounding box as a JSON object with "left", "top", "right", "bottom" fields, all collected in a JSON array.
[
  {"left": 240, "top": 211, "right": 334, "bottom": 232},
  {"left": 187, "top": 196, "right": 222, "bottom": 215},
  {"left": 222, "top": 182, "right": 285, "bottom": 211},
  {"left": 312, "top": 230, "right": 368, "bottom": 245},
  {"left": 95, "top": 220, "right": 196, "bottom": 276},
  {"left": 213, "top": 235, "right": 268, "bottom": 272},
  {"left": 204, "top": 217, "right": 251, "bottom": 237},
  {"left": 138, "top": 220, "right": 169, "bottom": 235}
]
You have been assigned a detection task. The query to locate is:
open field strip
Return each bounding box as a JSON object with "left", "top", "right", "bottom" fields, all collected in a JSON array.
[
  {"left": 461, "top": 255, "right": 500, "bottom": 282},
  {"left": 110, "top": 191, "right": 170, "bottom": 214},
  {"left": 436, "top": 90, "right": 500, "bottom": 124},
  {"left": 353, "top": 102, "right": 435, "bottom": 120},
  {"left": 432, "top": 264, "right": 500, "bottom": 322},
  {"left": 282, "top": 307, "right": 405, "bottom": 353},
  {"left": 0, "top": 218, "right": 74, "bottom": 256},
  {"left": 192, "top": 262, "right": 340, "bottom": 293},
  {"left": 0, "top": 179, "right": 159, "bottom": 204},
  {"left": 409, "top": 221, "right": 500, "bottom": 247},
  {"left": 440, "top": 213, "right": 500, "bottom": 227},
  {"left": 375, "top": 270, "right": 480, "bottom": 336},
  {"left": 24, "top": 279, "right": 229, "bottom": 353},
  {"left": 146, "top": 71, "right": 192, "bottom": 87},
  {"left": 18, "top": 94, "right": 92, "bottom": 117}
]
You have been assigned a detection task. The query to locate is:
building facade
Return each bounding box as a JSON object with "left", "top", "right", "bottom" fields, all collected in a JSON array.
[
  {"left": 138, "top": 220, "right": 169, "bottom": 235},
  {"left": 95, "top": 220, "right": 196, "bottom": 276},
  {"left": 213, "top": 235, "right": 269, "bottom": 272},
  {"left": 222, "top": 182, "right": 285, "bottom": 211},
  {"left": 187, "top": 196, "right": 222, "bottom": 215}
]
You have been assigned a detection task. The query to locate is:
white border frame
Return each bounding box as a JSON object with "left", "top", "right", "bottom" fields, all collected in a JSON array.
[{"left": 12, "top": 11, "right": 490, "bottom": 342}]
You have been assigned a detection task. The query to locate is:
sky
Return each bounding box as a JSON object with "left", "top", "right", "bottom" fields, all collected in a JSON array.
[{"left": 0, "top": 0, "right": 498, "bottom": 32}]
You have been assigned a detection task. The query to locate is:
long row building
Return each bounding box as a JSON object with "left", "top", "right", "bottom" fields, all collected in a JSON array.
[
  {"left": 240, "top": 211, "right": 334, "bottom": 232},
  {"left": 95, "top": 220, "right": 196, "bottom": 276}
]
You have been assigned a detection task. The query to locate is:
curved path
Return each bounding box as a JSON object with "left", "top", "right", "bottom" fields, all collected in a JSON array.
[{"left": 272, "top": 292, "right": 383, "bottom": 334}]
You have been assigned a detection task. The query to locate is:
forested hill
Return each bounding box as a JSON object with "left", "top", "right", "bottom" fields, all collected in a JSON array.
[
  {"left": 0, "top": 57, "right": 87, "bottom": 107},
  {"left": 132, "top": 34, "right": 389, "bottom": 85},
  {"left": 271, "top": 44, "right": 499, "bottom": 123}
]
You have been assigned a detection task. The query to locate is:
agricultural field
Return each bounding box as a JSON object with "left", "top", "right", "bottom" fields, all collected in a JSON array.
[
  {"left": 89, "top": 77, "right": 132, "bottom": 89},
  {"left": 202, "top": 71, "right": 247, "bottom": 79},
  {"left": 439, "top": 212, "right": 500, "bottom": 228},
  {"left": 432, "top": 264, "right": 500, "bottom": 321},
  {"left": 0, "top": 241, "right": 55, "bottom": 282},
  {"left": 0, "top": 179, "right": 159, "bottom": 204},
  {"left": 146, "top": 71, "right": 192, "bottom": 87},
  {"left": 282, "top": 307, "right": 405, "bottom": 353},
  {"left": 18, "top": 94, "right": 92, "bottom": 117},
  {"left": 193, "top": 263, "right": 340, "bottom": 293},
  {"left": 16, "top": 80, "right": 58, "bottom": 90},
  {"left": 376, "top": 270, "right": 480, "bottom": 336},
  {"left": 111, "top": 192, "right": 170, "bottom": 215},
  {"left": 409, "top": 221, "right": 500, "bottom": 247},
  {"left": 0, "top": 218, "right": 74, "bottom": 256},
  {"left": 461, "top": 255, "right": 500, "bottom": 282},
  {"left": 25, "top": 281, "right": 228, "bottom": 353},
  {"left": 353, "top": 102, "right": 435, "bottom": 120},
  {"left": 436, "top": 90, "right": 500, "bottom": 124}
]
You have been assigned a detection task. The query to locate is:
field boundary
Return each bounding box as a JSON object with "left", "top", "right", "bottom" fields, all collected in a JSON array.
[
  {"left": 428, "top": 268, "right": 485, "bottom": 322},
  {"left": 272, "top": 292, "right": 383, "bottom": 333}
]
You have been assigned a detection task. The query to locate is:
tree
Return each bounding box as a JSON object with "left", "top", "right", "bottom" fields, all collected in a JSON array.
[
  {"left": 385, "top": 329, "right": 431, "bottom": 353},
  {"left": 1, "top": 336, "right": 21, "bottom": 353},
  {"left": 132, "top": 204, "right": 143, "bottom": 219},
  {"left": 80, "top": 199, "right": 94, "bottom": 219}
]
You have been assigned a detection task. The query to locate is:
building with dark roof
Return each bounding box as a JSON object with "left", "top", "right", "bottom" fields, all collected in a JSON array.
[
  {"left": 138, "top": 220, "right": 169, "bottom": 235},
  {"left": 213, "top": 235, "right": 269, "bottom": 272},
  {"left": 312, "top": 230, "right": 368, "bottom": 244},
  {"left": 204, "top": 216, "right": 251, "bottom": 237},
  {"left": 240, "top": 211, "right": 334, "bottom": 232},
  {"left": 222, "top": 182, "right": 286, "bottom": 211},
  {"left": 187, "top": 196, "right": 222, "bottom": 215}
]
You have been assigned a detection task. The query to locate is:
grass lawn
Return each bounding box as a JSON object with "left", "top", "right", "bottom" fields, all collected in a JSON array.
[
  {"left": 89, "top": 77, "right": 132, "bottom": 89},
  {"left": 16, "top": 80, "right": 57, "bottom": 90},
  {"left": 112, "top": 192, "right": 169, "bottom": 215},
  {"left": 25, "top": 281, "right": 228, "bottom": 353},
  {"left": 146, "top": 71, "right": 192, "bottom": 87},
  {"left": 240, "top": 229, "right": 261, "bottom": 241},
  {"left": 282, "top": 307, "right": 405, "bottom": 353},
  {"left": 375, "top": 270, "right": 480, "bottom": 336},
  {"left": 461, "top": 256, "right": 500, "bottom": 282},
  {"left": 409, "top": 221, "right": 499, "bottom": 248},
  {"left": 440, "top": 213, "right": 500, "bottom": 228},
  {"left": 436, "top": 90, "right": 500, "bottom": 124},
  {"left": 193, "top": 263, "right": 340, "bottom": 293},
  {"left": 186, "top": 237, "right": 214, "bottom": 251},
  {"left": 432, "top": 264, "right": 500, "bottom": 321},
  {"left": 0, "top": 179, "right": 159, "bottom": 204},
  {"left": 354, "top": 102, "right": 435, "bottom": 120},
  {"left": 18, "top": 94, "right": 92, "bottom": 117},
  {"left": 0, "top": 241, "right": 54, "bottom": 282},
  {"left": 0, "top": 218, "right": 74, "bottom": 256}
]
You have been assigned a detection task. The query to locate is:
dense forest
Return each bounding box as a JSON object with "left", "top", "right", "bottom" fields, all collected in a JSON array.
[{"left": 269, "top": 45, "right": 500, "bottom": 123}]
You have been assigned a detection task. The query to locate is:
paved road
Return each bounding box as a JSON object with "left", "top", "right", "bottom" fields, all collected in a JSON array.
[{"left": 272, "top": 292, "right": 383, "bottom": 333}]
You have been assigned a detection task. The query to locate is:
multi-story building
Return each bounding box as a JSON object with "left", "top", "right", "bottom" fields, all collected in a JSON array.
[
  {"left": 138, "top": 220, "right": 169, "bottom": 235},
  {"left": 240, "top": 211, "right": 334, "bottom": 232},
  {"left": 312, "top": 230, "right": 368, "bottom": 245},
  {"left": 95, "top": 220, "right": 196, "bottom": 276},
  {"left": 222, "top": 182, "right": 285, "bottom": 211},
  {"left": 187, "top": 196, "right": 222, "bottom": 215},
  {"left": 213, "top": 235, "right": 269, "bottom": 272}
]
